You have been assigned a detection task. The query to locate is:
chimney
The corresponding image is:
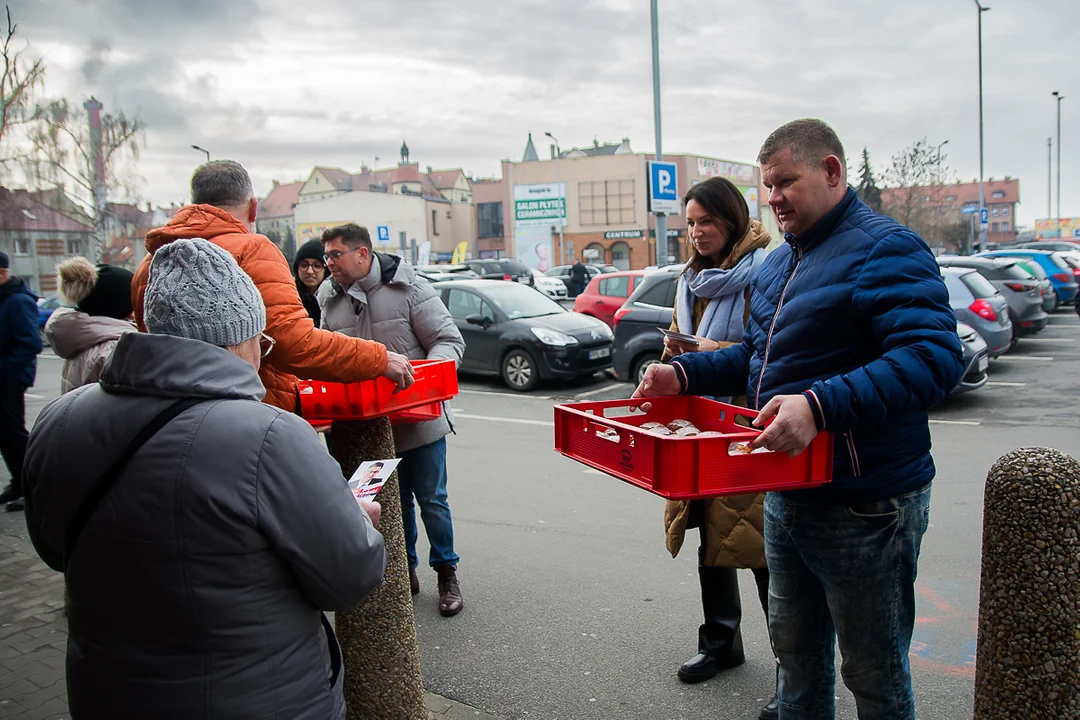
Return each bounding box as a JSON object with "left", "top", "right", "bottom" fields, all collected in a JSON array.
[
  {"left": 593, "top": 138, "right": 600, "bottom": 148},
  {"left": 272, "top": 180, "right": 279, "bottom": 188},
  {"left": 426, "top": 165, "right": 433, "bottom": 174}
]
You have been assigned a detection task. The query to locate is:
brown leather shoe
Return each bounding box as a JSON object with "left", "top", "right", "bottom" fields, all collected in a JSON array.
[
  {"left": 435, "top": 565, "right": 463, "bottom": 617},
  {"left": 409, "top": 567, "right": 420, "bottom": 596}
]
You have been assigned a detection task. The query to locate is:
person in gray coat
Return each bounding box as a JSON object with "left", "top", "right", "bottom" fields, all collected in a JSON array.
[
  {"left": 23, "top": 238, "right": 386, "bottom": 720},
  {"left": 319, "top": 223, "right": 467, "bottom": 616}
]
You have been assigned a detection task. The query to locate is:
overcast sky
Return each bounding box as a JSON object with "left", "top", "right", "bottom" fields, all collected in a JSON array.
[{"left": 13, "top": 0, "right": 1080, "bottom": 228}]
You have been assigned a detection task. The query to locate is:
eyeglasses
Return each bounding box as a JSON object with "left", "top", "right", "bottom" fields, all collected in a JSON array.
[
  {"left": 259, "top": 333, "right": 276, "bottom": 358},
  {"left": 297, "top": 260, "right": 324, "bottom": 272},
  {"left": 323, "top": 247, "right": 364, "bottom": 264}
]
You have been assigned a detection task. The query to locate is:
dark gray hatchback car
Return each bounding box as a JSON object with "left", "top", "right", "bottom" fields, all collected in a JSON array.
[{"left": 611, "top": 271, "right": 677, "bottom": 383}]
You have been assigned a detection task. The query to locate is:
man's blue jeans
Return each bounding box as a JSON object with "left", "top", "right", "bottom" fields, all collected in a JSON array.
[
  {"left": 398, "top": 438, "right": 459, "bottom": 570},
  {"left": 764, "top": 484, "right": 931, "bottom": 720}
]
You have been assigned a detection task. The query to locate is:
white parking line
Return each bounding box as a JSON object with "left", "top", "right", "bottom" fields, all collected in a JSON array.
[
  {"left": 457, "top": 389, "right": 551, "bottom": 401},
  {"left": 573, "top": 384, "right": 623, "bottom": 399},
  {"left": 986, "top": 381, "right": 1027, "bottom": 387},
  {"left": 929, "top": 419, "right": 982, "bottom": 426},
  {"left": 25, "top": 393, "right": 45, "bottom": 400},
  {"left": 1020, "top": 337, "right": 1075, "bottom": 343},
  {"left": 455, "top": 412, "right": 553, "bottom": 427},
  {"left": 995, "top": 355, "right": 1054, "bottom": 362}
]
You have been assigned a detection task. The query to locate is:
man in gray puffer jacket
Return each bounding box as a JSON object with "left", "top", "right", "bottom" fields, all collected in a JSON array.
[
  {"left": 319, "top": 223, "right": 466, "bottom": 616},
  {"left": 24, "top": 238, "right": 386, "bottom": 720}
]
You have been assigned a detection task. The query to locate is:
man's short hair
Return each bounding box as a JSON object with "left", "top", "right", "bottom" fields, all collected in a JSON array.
[
  {"left": 758, "top": 119, "right": 846, "bottom": 179},
  {"left": 190, "top": 160, "right": 254, "bottom": 208},
  {"left": 322, "top": 223, "right": 372, "bottom": 250}
]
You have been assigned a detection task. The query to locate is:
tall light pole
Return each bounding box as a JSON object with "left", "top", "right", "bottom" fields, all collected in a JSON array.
[
  {"left": 935, "top": 139, "right": 949, "bottom": 249},
  {"left": 191, "top": 145, "right": 211, "bottom": 163},
  {"left": 1048, "top": 136, "right": 1053, "bottom": 224},
  {"left": 650, "top": 0, "right": 666, "bottom": 268},
  {"left": 544, "top": 132, "right": 566, "bottom": 264},
  {"left": 1053, "top": 91, "right": 1064, "bottom": 238},
  {"left": 974, "top": 0, "right": 990, "bottom": 254}
]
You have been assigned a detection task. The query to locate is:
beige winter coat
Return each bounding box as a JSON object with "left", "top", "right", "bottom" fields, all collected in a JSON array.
[
  {"left": 662, "top": 221, "right": 771, "bottom": 569},
  {"left": 44, "top": 308, "right": 134, "bottom": 394}
]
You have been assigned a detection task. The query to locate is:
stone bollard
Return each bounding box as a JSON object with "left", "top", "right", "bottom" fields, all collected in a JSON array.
[
  {"left": 329, "top": 417, "right": 426, "bottom": 720},
  {"left": 974, "top": 447, "right": 1080, "bottom": 719}
]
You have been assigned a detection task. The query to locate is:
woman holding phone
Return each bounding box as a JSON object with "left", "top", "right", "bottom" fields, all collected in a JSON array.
[{"left": 661, "top": 177, "right": 778, "bottom": 720}]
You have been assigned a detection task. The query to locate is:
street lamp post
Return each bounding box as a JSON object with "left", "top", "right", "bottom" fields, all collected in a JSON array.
[
  {"left": 650, "top": 0, "right": 665, "bottom": 268},
  {"left": 191, "top": 145, "right": 210, "bottom": 163},
  {"left": 974, "top": 0, "right": 990, "bottom": 254},
  {"left": 935, "top": 139, "right": 949, "bottom": 250},
  {"left": 544, "top": 132, "right": 566, "bottom": 264},
  {"left": 1053, "top": 91, "right": 1065, "bottom": 238}
]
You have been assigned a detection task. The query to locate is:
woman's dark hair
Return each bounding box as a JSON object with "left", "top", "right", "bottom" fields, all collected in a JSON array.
[{"left": 682, "top": 177, "right": 750, "bottom": 276}]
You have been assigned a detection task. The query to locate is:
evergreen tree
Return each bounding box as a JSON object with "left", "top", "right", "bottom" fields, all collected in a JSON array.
[{"left": 856, "top": 147, "right": 883, "bottom": 212}]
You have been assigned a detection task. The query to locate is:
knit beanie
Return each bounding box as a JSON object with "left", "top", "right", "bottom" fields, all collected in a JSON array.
[
  {"left": 144, "top": 238, "right": 266, "bottom": 347},
  {"left": 56, "top": 257, "right": 134, "bottom": 319},
  {"left": 292, "top": 239, "right": 326, "bottom": 275},
  {"left": 0, "top": 251, "right": 8, "bottom": 269}
]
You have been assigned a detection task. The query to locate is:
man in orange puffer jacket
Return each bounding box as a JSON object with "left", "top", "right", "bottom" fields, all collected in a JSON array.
[{"left": 133, "top": 160, "right": 413, "bottom": 412}]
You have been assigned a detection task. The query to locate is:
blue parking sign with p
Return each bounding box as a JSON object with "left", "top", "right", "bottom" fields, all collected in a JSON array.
[
  {"left": 377, "top": 225, "right": 390, "bottom": 243},
  {"left": 649, "top": 161, "right": 679, "bottom": 214}
]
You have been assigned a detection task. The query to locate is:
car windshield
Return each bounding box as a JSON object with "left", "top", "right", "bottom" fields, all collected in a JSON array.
[
  {"left": 482, "top": 283, "right": 565, "bottom": 319},
  {"left": 1016, "top": 260, "right": 1048, "bottom": 280},
  {"left": 1000, "top": 264, "right": 1033, "bottom": 281},
  {"left": 960, "top": 271, "right": 998, "bottom": 299},
  {"left": 1048, "top": 252, "right": 1070, "bottom": 270}
]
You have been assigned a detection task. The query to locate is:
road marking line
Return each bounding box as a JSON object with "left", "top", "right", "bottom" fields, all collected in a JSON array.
[
  {"left": 994, "top": 355, "right": 1054, "bottom": 362},
  {"left": 1019, "top": 338, "right": 1075, "bottom": 343},
  {"left": 39, "top": 354, "right": 62, "bottom": 360},
  {"left": 457, "top": 389, "right": 551, "bottom": 400},
  {"left": 986, "top": 381, "right": 1027, "bottom": 387},
  {"left": 573, "top": 384, "right": 623, "bottom": 399},
  {"left": 25, "top": 393, "right": 45, "bottom": 400},
  {"left": 455, "top": 412, "right": 553, "bottom": 427},
  {"left": 929, "top": 419, "right": 982, "bottom": 426}
]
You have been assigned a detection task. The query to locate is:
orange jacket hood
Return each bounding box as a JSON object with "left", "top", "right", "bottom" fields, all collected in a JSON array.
[{"left": 145, "top": 205, "right": 250, "bottom": 254}]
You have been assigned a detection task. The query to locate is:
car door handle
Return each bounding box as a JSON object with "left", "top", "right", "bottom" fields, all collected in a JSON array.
[{"left": 595, "top": 300, "right": 603, "bottom": 304}]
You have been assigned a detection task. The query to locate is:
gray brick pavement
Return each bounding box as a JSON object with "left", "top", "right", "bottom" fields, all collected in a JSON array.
[{"left": 0, "top": 512, "right": 498, "bottom": 720}]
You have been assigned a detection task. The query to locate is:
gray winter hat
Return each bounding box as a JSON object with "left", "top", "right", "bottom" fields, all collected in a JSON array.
[{"left": 144, "top": 238, "right": 266, "bottom": 347}]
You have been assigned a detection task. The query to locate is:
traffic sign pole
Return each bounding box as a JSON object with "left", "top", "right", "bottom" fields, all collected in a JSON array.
[{"left": 650, "top": 0, "right": 664, "bottom": 267}]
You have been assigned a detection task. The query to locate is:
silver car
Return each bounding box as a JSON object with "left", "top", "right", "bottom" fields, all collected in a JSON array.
[
  {"left": 939, "top": 267, "right": 1013, "bottom": 357},
  {"left": 953, "top": 321, "right": 989, "bottom": 394},
  {"left": 938, "top": 257, "right": 1048, "bottom": 336}
]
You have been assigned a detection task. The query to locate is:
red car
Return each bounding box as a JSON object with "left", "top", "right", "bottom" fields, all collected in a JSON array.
[{"left": 573, "top": 271, "right": 647, "bottom": 328}]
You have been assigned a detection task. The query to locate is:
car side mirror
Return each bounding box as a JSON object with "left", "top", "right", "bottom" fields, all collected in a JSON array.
[{"left": 466, "top": 313, "right": 491, "bottom": 328}]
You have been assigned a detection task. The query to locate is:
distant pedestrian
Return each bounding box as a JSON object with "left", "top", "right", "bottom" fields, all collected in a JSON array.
[
  {"left": 131, "top": 160, "right": 414, "bottom": 413},
  {"left": 293, "top": 239, "right": 327, "bottom": 326},
  {"left": 319, "top": 223, "right": 467, "bottom": 616},
  {"left": 45, "top": 257, "right": 135, "bottom": 393},
  {"left": 24, "top": 238, "right": 386, "bottom": 720},
  {"left": 569, "top": 258, "right": 589, "bottom": 297},
  {"left": 0, "top": 250, "right": 41, "bottom": 512}
]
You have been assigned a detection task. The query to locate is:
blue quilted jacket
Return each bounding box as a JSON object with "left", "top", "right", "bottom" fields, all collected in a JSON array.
[{"left": 672, "top": 188, "right": 963, "bottom": 504}]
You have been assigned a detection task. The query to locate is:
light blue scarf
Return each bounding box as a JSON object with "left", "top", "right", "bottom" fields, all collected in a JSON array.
[{"left": 675, "top": 248, "right": 764, "bottom": 344}]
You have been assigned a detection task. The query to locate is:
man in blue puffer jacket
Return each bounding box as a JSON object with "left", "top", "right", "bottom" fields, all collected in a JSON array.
[
  {"left": 634, "top": 119, "right": 963, "bottom": 720},
  {"left": 0, "top": 251, "right": 43, "bottom": 512}
]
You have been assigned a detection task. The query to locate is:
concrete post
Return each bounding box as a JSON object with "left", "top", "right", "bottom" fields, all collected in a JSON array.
[
  {"left": 974, "top": 447, "right": 1080, "bottom": 718},
  {"left": 328, "top": 417, "right": 426, "bottom": 720}
]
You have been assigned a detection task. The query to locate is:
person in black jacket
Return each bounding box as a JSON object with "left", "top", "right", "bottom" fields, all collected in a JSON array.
[
  {"left": 292, "top": 239, "right": 327, "bottom": 326},
  {"left": 568, "top": 258, "right": 589, "bottom": 297}
]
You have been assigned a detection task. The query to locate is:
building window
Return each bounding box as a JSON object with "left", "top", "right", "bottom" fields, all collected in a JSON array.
[
  {"left": 991, "top": 222, "right": 999, "bottom": 232},
  {"left": 14, "top": 238, "right": 29, "bottom": 255},
  {"left": 579, "top": 180, "right": 635, "bottom": 226},
  {"left": 477, "top": 202, "right": 504, "bottom": 239},
  {"left": 432, "top": 209, "right": 439, "bottom": 236},
  {"left": 611, "top": 241, "right": 630, "bottom": 271},
  {"left": 584, "top": 243, "right": 605, "bottom": 263},
  {"left": 991, "top": 190, "right": 1005, "bottom": 199},
  {"left": 68, "top": 239, "right": 83, "bottom": 256},
  {"left": 992, "top": 207, "right": 999, "bottom": 216},
  {"left": 1002, "top": 207, "right": 1010, "bottom": 216},
  {"left": 944, "top": 195, "right": 957, "bottom": 202}
]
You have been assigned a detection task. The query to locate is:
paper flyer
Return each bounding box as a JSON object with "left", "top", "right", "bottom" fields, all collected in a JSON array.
[{"left": 348, "top": 459, "right": 401, "bottom": 500}]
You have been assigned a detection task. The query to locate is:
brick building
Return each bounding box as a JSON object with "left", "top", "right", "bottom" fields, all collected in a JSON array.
[{"left": 0, "top": 188, "right": 94, "bottom": 294}]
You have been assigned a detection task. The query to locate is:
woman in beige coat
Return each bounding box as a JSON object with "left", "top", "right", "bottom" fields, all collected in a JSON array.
[
  {"left": 44, "top": 257, "right": 135, "bottom": 393},
  {"left": 661, "top": 177, "right": 777, "bottom": 720}
]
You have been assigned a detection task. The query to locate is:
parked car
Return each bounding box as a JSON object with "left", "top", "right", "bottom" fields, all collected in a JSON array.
[
  {"left": 572, "top": 270, "right": 647, "bottom": 328},
  {"left": 977, "top": 249, "right": 1079, "bottom": 304},
  {"left": 432, "top": 279, "right": 613, "bottom": 391},
  {"left": 37, "top": 295, "right": 61, "bottom": 328},
  {"left": 545, "top": 264, "right": 617, "bottom": 296},
  {"left": 939, "top": 267, "right": 1013, "bottom": 357},
  {"left": 936, "top": 257, "right": 1048, "bottom": 335},
  {"left": 1008, "top": 259, "right": 1058, "bottom": 312},
  {"left": 465, "top": 259, "right": 535, "bottom": 287},
  {"left": 1016, "top": 240, "right": 1080, "bottom": 253},
  {"left": 529, "top": 268, "right": 568, "bottom": 299},
  {"left": 415, "top": 264, "right": 478, "bottom": 284},
  {"left": 953, "top": 321, "right": 989, "bottom": 395},
  {"left": 611, "top": 271, "right": 678, "bottom": 383}
]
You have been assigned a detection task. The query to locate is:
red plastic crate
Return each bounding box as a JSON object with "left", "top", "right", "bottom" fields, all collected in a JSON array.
[
  {"left": 388, "top": 402, "right": 443, "bottom": 425},
  {"left": 553, "top": 396, "right": 833, "bottom": 500},
  {"left": 299, "top": 359, "right": 458, "bottom": 423}
]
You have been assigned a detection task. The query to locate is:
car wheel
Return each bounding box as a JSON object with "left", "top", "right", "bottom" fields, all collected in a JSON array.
[
  {"left": 632, "top": 354, "right": 662, "bottom": 385},
  {"left": 502, "top": 349, "right": 539, "bottom": 392}
]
